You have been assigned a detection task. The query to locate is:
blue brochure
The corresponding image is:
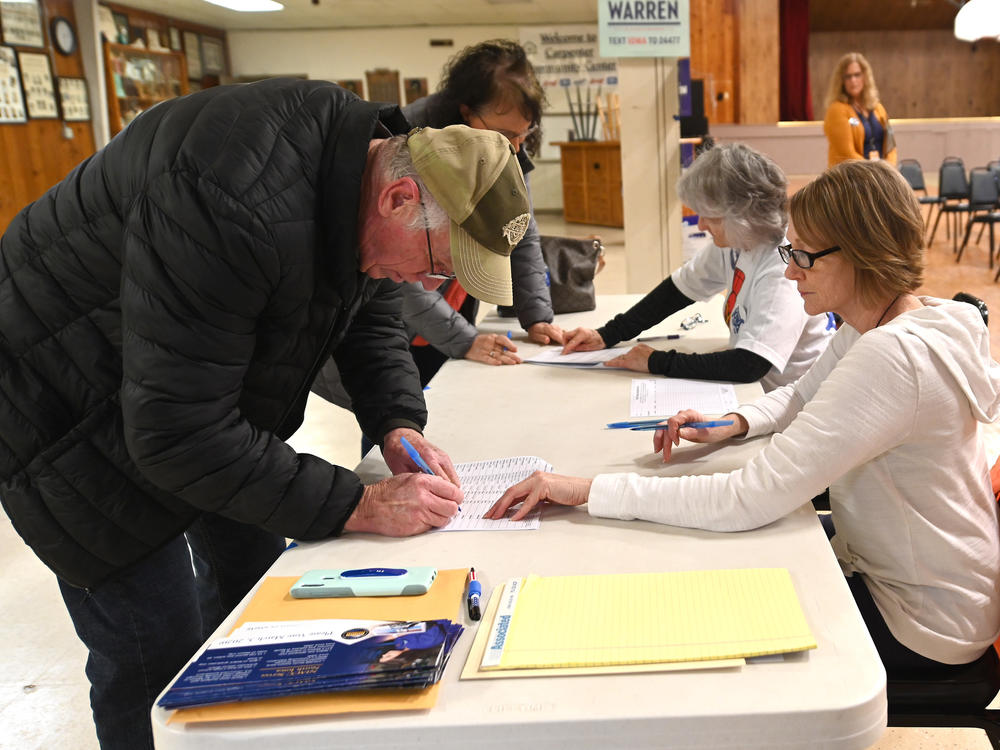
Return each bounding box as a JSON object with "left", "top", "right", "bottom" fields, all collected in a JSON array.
[{"left": 158, "top": 618, "right": 463, "bottom": 710}]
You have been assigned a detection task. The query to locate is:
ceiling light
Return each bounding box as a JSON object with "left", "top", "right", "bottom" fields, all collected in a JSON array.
[
  {"left": 954, "top": 0, "right": 1000, "bottom": 42},
  {"left": 201, "top": 0, "right": 284, "bottom": 11}
]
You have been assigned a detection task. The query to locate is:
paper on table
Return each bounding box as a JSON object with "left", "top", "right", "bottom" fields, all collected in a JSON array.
[
  {"left": 167, "top": 568, "right": 468, "bottom": 723},
  {"left": 441, "top": 456, "right": 552, "bottom": 531},
  {"left": 460, "top": 585, "right": 744, "bottom": 680},
  {"left": 524, "top": 348, "right": 624, "bottom": 368},
  {"left": 483, "top": 569, "right": 815, "bottom": 670},
  {"left": 630, "top": 378, "right": 739, "bottom": 418}
]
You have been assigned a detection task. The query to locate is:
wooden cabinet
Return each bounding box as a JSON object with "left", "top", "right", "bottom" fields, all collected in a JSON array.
[
  {"left": 555, "top": 141, "right": 623, "bottom": 228},
  {"left": 103, "top": 42, "right": 189, "bottom": 136}
]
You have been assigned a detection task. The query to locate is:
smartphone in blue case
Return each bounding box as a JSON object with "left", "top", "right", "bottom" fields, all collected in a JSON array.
[{"left": 289, "top": 567, "right": 438, "bottom": 598}]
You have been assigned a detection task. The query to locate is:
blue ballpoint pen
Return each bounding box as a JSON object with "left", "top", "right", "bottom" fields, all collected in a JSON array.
[
  {"left": 400, "top": 437, "right": 462, "bottom": 513},
  {"left": 629, "top": 419, "right": 734, "bottom": 431},
  {"left": 399, "top": 436, "right": 434, "bottom": 475},
  {"left": 607, "top": 418, "right": 673, "bottom": 429}
]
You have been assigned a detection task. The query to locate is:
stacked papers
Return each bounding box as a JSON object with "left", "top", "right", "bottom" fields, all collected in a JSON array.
[{"left": 158, "top": 618, "right": 463, "bottom": 710}]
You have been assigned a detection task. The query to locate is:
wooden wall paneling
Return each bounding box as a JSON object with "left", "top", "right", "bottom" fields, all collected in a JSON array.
[
  {"left": 810, "top": 0, "right": 954, "bottom": 32},
  {"left": 810, "top": 30, "right": 1000, "bottom": 120},
  {"left": 735, "top": 0, "right": 780, "bottom": 124},
  {"left": 689, "top": 0, "right": 737, "bottom": 124},
  {"left": 0, "top": 0, "right": 97, "bottom": 232}
]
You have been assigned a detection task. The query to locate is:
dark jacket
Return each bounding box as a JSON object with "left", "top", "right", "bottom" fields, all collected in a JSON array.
[{"left": 0, "top": 79, "right": 426, "bottom": 589}]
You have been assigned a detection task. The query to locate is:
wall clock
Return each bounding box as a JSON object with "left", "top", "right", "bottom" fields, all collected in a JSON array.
[{"left": 50, "top": 16, "right": 76, "bottom": 56}]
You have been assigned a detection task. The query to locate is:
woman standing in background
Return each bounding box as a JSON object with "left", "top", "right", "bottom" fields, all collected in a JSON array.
[{"left": 823, "top": 52, "right": 897, "bottom": 166}]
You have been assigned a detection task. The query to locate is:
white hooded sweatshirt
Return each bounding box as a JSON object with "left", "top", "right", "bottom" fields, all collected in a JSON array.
[{"left": 589, "top": 297, "right": 1000, "bottom": 664}]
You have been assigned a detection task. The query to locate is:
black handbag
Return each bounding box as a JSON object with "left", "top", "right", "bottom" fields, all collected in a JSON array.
[{"left": 540, "top": 235, "right": 604, "bottom": 314}]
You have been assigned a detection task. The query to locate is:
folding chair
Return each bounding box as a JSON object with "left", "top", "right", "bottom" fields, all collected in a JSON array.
[
  {"left": 928, "top": 157, "right": 970, "bottom": 253},
  {"left": 957, "top": 168, "right": 1000, "bottom": 268},
  {"left": 899, "top": 159, "right": 942, "bottom": 232}
]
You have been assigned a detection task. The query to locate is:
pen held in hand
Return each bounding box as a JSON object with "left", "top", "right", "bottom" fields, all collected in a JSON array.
[
  {"left": 607, "top": 418, "right": 673, "bottom": 429},
  {"left": 399, "top": 436, "right": 462, "bottom": 513},
  {"left": 628, "top": 419, "right": 735, "bottom": 432},
  {"left": 399, "top": 436, "right": 434, "bottom": 475}
]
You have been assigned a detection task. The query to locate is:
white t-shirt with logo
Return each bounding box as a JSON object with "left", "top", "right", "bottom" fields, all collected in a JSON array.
[{"left": 672, "top": 240, "right": 834, "bottom": 391}]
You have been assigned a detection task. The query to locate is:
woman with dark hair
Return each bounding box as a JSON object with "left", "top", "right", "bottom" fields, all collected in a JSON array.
[
  {"left": 312, "top": 40, "right": 560, "bottom": 404},
  {"left": 401, "top": 40, "right": 563, "bottom": 379}
]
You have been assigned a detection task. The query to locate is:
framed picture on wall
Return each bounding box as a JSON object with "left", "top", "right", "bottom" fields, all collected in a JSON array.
[
  {"left": 403, "top": 77, "right": 428, "bottom": 105},
  {"left": 57, "top": 77, "right": 90, "bottom": 121},
  {"left": 0, "top": 0, "right": 45, "bottom": 48},
  {"left": 0, "top": 44, "right": 27, "bottom": 123},
  {"left": 201, "top": 37, "right": 224, "bottom": 75},
  {"left": 337, "top": 79, "right": 364, "bottom": 98},
  {"left": 365, "top": 68, "right": 400, "bottom": 105},
  {"left": 17, "top": 50, "right": 56, "bottom": 118},
  {"left": 183, "top": 31, "right": 202, "bottom": 80}
]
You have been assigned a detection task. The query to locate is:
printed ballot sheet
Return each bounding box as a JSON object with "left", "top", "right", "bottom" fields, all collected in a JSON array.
[
  {"left": 524, "top": 348, "right": 624, "bottom": 368},
  {"left": 481, "top": 569, "right": 816, "bottom": 670},
  {"left": 630, "top": 378, "right": 739, "bottom": 418},
  {"left": 439, "top": 456, "right": 553, "bottom": 532}
]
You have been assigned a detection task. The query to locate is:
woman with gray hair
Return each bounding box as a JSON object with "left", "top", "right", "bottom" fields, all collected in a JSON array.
[{"left": 561, "top": 142, "right": 833, "bottom": 391}]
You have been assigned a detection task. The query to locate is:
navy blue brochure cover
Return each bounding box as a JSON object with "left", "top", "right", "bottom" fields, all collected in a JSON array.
[{"left": 158, "top": 618, "right": 463, "bottom": 710}]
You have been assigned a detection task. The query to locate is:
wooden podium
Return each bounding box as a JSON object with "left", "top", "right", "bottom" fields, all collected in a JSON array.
[{"left": 554, "top": 141, "right": 623, "bottom": 227}]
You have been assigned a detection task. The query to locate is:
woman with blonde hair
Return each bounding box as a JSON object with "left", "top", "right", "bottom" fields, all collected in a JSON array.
[
  {"left": 823, "top": 52, "right": 897, "bottom": 166},
  {"left": 488, "top": 159, "right": 1000, "bottom": 678}
]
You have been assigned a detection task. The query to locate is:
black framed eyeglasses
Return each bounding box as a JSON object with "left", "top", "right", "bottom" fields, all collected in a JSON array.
[
  {"left": 419, "top": 197, "right": 455, "bottom": 280},
  {"left": 777, "top": 243, "right": 842, "bottom": 269},
  {"left": 472, "top": 113, "right": 539, "bottom": 144}
]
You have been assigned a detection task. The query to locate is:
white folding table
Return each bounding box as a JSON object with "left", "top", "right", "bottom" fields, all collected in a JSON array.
[{"left": 152, "top": 295, "right": 887, "bottom": 749}]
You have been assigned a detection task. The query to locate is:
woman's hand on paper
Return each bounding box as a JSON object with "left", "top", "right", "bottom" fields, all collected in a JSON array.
[
  {"left": 654, "top": 410, "right": 749, "bottom": 462},
  {"left": 382, "top": 428, "right": 461, "bottom": 486},
  {"left": 527, "top": 321, "right": 565, "bottom": 345},
  {"left": 344, "top": 473, "right": 464, "bottom": 536},
  {"left": 484, "top": 471, "right": 593, "bottom": 521},
  {"left": 561, "top": 327, "right": 605, "bottom": 354},
  {"left": 603, "top": 343, "right": 653, "bottom": 372},
  {"left": 465, "top": 333, "right": 521, "bottom": 365}
]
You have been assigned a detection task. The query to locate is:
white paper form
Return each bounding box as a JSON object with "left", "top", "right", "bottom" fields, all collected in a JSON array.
[
  {"left": 523, "top": 348, "right": 623, "bottom": 368},
  {"left": 440, "top": 456, "right": 553, "bottom": 531},
  {"left": 630, "top": 378, "right": 739, "bottom": 418}
]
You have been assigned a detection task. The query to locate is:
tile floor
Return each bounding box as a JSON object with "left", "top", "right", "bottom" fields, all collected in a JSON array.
[{"left": 2, "top": 205, "right": 999, "bottom": 749}]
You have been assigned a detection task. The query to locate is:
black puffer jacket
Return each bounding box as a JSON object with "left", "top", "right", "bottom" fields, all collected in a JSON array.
[{"left": 0, "top": 79, "right": 426, "bottom": 589}]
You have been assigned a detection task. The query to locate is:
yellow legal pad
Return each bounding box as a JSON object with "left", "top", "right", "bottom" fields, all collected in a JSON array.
[{"left": 483, "top": 568, "right": 816, "bottom": 670}]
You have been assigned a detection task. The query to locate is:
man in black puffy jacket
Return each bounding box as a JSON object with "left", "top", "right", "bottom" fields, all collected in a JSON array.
[{"left": 0, "top": 79, "right": 530, "bottom": 749}]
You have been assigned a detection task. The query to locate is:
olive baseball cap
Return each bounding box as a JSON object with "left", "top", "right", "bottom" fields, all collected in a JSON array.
[{"left": 407, "top": 125, "right": 531, "bottom": 306}]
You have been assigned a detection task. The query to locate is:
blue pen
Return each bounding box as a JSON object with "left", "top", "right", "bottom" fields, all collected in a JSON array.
[
  {"left": 629, "top": 419, "right": 734, "bottom": 432},
  {"left": 607, "top": 419, "right": 672, "bottom": 429},
  {"left": 504, "top": 330, "right": 514, "bottom": 351},
  {"left": 399, "top": 436, "right": 434, "bottom": 475},
  {"left": 466, "top": 568, "right": 482, "bottom": 620},
  {"left": 637, "top": 334, "right": 682, "bottom": 342}
]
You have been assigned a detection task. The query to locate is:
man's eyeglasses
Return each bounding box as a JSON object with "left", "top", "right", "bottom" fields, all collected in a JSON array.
[
  {"left": 419, "top": 197, "right": 456, "bottom": 280},
  {"left": 778, "top": 243, "right": 842, "bottom": 269},
  {"left": 472, "top": 113, "right": 539, "bottom": 144}
]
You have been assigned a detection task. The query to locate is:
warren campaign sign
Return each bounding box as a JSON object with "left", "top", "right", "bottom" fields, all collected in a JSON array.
[{"left": 599, "top": 0, "right": 690, "bottom": 58}]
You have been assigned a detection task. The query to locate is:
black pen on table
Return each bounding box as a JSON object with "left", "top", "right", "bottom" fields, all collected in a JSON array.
[
  {"left": 466, "top": 567, "right": 482, "bottom": 621},
  {"left": 637, "top": 334, "right": 682, "bottom": 342}
]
